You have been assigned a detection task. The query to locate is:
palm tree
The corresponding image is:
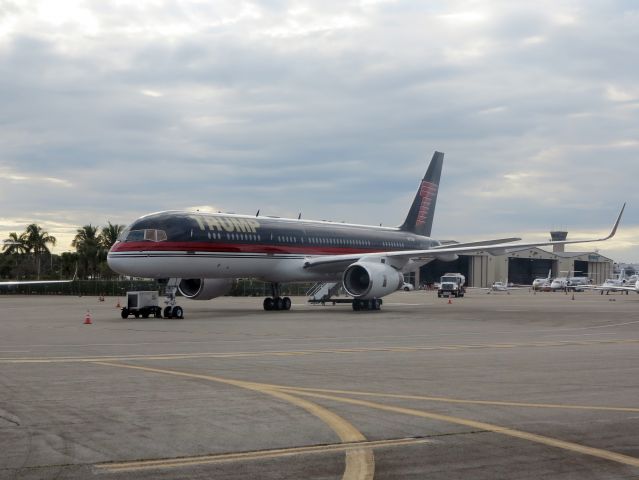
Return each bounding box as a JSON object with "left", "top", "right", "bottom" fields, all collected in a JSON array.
[
  {"left": 2, "top": 232, "right": 29, "bottom": 279},
  {"left": 72, "top": 225, "right": 100, "bottom": 279},
  {"left": 23, "top": 224, "right": 56, "bottom": 279},
  {"left": 99, "top": 222, "right": 125, "bottom": 251},
  {"left": 2, "top": 232, "right": 29, "bottom": 255}
]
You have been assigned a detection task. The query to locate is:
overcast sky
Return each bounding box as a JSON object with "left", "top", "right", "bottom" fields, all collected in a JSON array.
[{"left": 1, "top": 0, "right": 637, "bottom": 261}]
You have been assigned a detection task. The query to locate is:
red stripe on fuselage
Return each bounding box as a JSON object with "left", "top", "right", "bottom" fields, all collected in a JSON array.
[{"left": 110, "top": 241, "right": 389, "bottom": 256}]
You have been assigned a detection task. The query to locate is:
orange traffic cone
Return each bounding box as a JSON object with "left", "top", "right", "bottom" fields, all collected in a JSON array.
[
  {"left": 84, "top": 310, "right": 92, "bottom": 325},
  {"left": 116, "top": 299, "right": 121, "bottom": 308},
  {"left": 448, "top": 297, "right": 452, "bottom": 304}
]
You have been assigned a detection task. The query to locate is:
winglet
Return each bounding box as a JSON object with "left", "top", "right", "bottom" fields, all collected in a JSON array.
[{"left": 603, "top": 202, "right": 625, "bottom": 241}]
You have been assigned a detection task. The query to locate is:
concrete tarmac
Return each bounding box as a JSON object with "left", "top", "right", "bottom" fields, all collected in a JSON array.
[{"left": 1, "top": 289, "right": 638, "bottom": 479}]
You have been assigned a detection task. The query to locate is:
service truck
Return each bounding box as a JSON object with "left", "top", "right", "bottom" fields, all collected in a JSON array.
[
  {"left": 437, "top": 273, "right": 466, "bottom": 298},
  {"left": 121, "top": 291, "right": 163, "bottom": 319}
]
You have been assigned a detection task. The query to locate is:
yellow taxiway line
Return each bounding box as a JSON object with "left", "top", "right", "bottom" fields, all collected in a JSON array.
[
  {"left": 94, "top": 362, "right": 639, "bottom": 471},
  {"left": 252, "top": 385, "right": 639, "bottom": 413},
  {"left": 95, "top": 361, "right": 374, "bottom": 480},
  {"left": 279, "top": 388, "right": 639, "bottom": 469}
]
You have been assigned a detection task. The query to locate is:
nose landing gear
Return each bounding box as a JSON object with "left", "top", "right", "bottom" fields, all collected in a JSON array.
[{"left": 162, "top": 278, "right": 184, "bottom": 318}]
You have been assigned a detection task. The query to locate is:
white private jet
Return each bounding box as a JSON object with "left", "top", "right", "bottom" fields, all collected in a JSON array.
[
  {"left": 586, "top": 270, "right": 632, "bottom": 295},
  {"left": 487, "top": 281, "right": 513, "bottom": 294},
  {"left": 532, "top": 270, "right": 552, "bottom": 291},
  {"left": 549, "top": 272, "right": 590, "bottom": 292},
  {"left": 107, "top": 151, "right": 625, "bottom": 317},
  {"left": 614, "top": 279, "right": 639, "bottom": 294}
]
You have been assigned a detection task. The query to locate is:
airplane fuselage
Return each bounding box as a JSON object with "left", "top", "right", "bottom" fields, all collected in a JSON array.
[{"left": 108, "top": 211, "right": 440, "bottom": 282}]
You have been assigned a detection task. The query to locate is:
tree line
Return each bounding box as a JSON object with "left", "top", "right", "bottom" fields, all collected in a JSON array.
[{"left": 1, "top": 223, "right": 124, "bottom": 280}]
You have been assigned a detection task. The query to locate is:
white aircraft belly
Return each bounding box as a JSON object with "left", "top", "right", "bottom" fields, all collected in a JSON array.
[{"left": 108, "top": 252, "right": 339, "bottom": 282}]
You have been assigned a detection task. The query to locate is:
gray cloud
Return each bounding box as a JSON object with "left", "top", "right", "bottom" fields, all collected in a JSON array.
[{"left": 0, "top": 0, "right": 637, "bottom": 259}]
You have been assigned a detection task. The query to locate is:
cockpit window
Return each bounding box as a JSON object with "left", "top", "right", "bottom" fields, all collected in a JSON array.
[
  {"left": 117, "top": 227, "right": 131, "bottom": 242},
  {"left": 122, "top": 229, "right": 167, "bottom": 242},
  {"left": 144, "top": 229, "right": 167, "bottom": 242}
]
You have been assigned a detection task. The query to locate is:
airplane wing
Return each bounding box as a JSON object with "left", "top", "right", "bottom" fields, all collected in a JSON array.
[
  {"left": 582, "top": 284, "right": 636, "bottom": 292},
  {"left": 0, "top": 266, "right": 77, "bottom": 286},
  {"left": 0, "top": 279, "right": 75, "bottom": 286},
  {"left": 304, "top": 203, "right": 625, "bottom": 271},
  {"left": 429, "top": 237, "right": 521, "bottom": 250}
]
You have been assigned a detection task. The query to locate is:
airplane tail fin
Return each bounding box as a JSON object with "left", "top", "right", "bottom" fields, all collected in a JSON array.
[{"left": 399, "top": 151, "right": 444, "bottom": 237}]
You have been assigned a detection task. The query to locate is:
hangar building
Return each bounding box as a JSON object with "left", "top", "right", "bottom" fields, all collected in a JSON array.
[{"left": 411, "top": 232, "right": 613, "bottom": 287}]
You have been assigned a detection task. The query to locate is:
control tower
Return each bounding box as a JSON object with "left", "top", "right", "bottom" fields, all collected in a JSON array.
[{"left": 550, "top": 230, "right": 568, "bottom": 253}]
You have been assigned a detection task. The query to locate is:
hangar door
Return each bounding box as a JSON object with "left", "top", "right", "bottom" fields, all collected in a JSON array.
[
  {"left": 420, "top": 257, "right": 471, "bottom": 286},
  {"left": 508, "top": 258, "right": 554, "bottom": 285},
  {"left": 574, "top": 260, "right": 589, "bottom": 277}
]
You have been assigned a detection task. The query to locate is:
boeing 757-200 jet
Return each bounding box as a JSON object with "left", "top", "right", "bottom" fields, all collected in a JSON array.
[{"left": 107, "top": 152, "right": 625, "bottom": 318}]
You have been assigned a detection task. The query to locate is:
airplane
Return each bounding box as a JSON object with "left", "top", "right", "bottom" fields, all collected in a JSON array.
[
  {"left": 549, "top": 271, "right": 590, "bottom": 292},
  {"left": 106, "top": 151, "right": 625, "bottom": 318},
  {"left": 532, "top": 270, "right": 552, "bottom": 291},
  {"left": 612, "top": 278, "right": 639, "bottom": 294},
  {"left": 585, "top": 270, "right": 632, "bottom": 295},
  {"left": 486, "top": 281, "right": 513, "bottom": 294}
]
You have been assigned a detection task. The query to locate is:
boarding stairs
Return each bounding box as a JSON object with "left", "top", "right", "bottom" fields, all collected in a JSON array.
[{"left": 307, "top": 281, "right": 351, "bottom": 304}]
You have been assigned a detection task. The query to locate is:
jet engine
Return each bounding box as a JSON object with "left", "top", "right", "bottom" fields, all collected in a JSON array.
[
  {"left": 178, "top": 278, "right": 233, "bottom": 300},
  {"left": 342, "top": 262, "right": 404, "bottom": 299}
]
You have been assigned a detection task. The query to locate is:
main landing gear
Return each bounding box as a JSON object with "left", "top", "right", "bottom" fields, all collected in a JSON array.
[
  {"left": 263, "top": 283, "right": 292, "bottom": 311},
  {"left": 352, "top": 298, "right": 382, "bottom": 311},
  {"left": 163, "top": 305, "right": 184, "bottom": 319}
]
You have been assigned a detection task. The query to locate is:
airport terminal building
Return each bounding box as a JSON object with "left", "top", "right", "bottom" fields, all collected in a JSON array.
[{"left": 411, "top": 231, "right": 614, "bottom": 287}]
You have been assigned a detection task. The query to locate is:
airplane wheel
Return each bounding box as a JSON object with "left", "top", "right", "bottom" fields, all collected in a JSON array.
[
  {"left": 274, "top": 297, "right": 284, "bottom": 310},
  {"left": 263, "top": 297, "right": 274, "bottom": 311},
  {"left": 134, "top": 312, "right": 140, "bottom": 318},
  {"left": 373, "top": 299, "right": 381, "bottom": 310},
  {"left": 282, "top": 297, "right": 292, "bottom": 310},
  {"left": 120, "top": 308, "right": 129, "bottom": 319},
  {"left": 163, "top": 306, "right": 173, "bottom": 318},
  {"left": 173, "top": 306, "right": 184, "bottom": 319},
  {"left": 352, "top": 299, "right": 360, "bottom": 311},
  {"left": 142, "top": 311, "right": 149, "bottom": 318}
]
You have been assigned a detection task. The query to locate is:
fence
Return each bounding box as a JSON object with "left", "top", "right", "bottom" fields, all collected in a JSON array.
[{"left": 0, "top": 279, "right": 316, "bottom": 297}]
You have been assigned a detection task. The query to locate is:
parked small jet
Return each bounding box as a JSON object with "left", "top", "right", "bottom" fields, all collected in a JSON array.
[
  {"left": 487, "top": 281, "right": 513, "bottom": 294},
  {"left": 532, "top": 270, "right": 552, "bottom": 291},
  {"left": 585, "top": 270, "right": 631, "bottom": 295},
  {"left": 107, "top": 151, "right": 625, "bottom": 317},
  {"left": 549, "top": 272, "right": 590, "bottom": 292},
  {"left": 614, "top": 278, "right": 639, "bottom": 294}
]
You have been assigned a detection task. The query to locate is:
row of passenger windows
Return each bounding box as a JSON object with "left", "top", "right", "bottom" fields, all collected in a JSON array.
[
  {"left": 275, "top": 235, "right": 407, "bottom": 248},
  {"left": 125, "top": 228, "right": 410, "bottom": 249},
  {"left": 211, "top": 232, "right": 261, "bottom": 242},
  {"left": 276, "top": 236, "right": 383, "bottom": 247}
]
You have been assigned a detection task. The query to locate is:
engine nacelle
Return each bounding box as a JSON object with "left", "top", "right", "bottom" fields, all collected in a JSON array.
[
  {"left": 342, "top": 262, "right": 404, "bottom": 299},
  {"left": 178, "top": 278, "right": 233, "bottom": 300}
]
